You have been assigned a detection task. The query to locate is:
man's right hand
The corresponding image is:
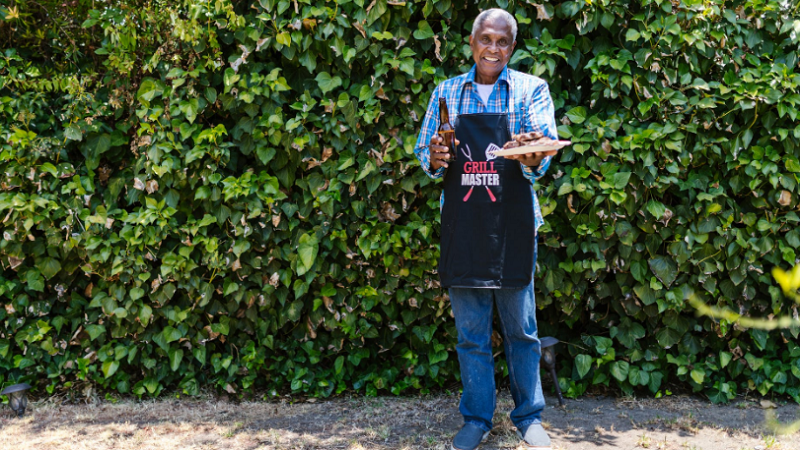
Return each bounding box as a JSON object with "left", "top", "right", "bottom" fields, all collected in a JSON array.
[{"left": 429, "top": 134, "right": 458, "bottom": 171}]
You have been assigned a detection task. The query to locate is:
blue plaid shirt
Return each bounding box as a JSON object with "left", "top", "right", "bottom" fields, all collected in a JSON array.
[{"left": 414, "top": 65, "right": 557, "bottom": 231}]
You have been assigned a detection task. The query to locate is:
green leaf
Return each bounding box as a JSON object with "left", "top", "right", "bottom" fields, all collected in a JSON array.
[
  {"left": 144, "top": 378, "right": 159, "bottom": 394},
  {"left": 0, "top": 339, "right": 10, "bottom": 359},
  {"left": 233, "top": 239, "right": 251, "bottom": 257},
  {"left": 137, "top": 78, "right": 164, "bottom": 105},
  {"left": 25, "top": 268, "right": 44, "bottom": 292},
  {"left": 744, "top": 353, "right": 763, "bottom": 371},
  {"left": 645, "top": 200, "right": 667, "bottom": 219},
  {"left": 285, "top": 299, "right": 303, "bottom": 322},
  {"left": 648, "top": 371, "right": 663, "bottom": 393},
  {"left": 179, "top": 98, "right": 199, "bottom": 124},
  {"left": 719, "top": 351, "right": 732, "bottom": 369},
  {"left": 169, "top": 348, "right": 184, "bottom": 371},
  {"left": 297, "top": 232, "right": 319, "bottom": 275},
  {"left": 65, "top": 124, "right": 83, "bottom": 141},
  {"left": 163, "top": 326, "right": 182, "bottom": 343},
  {"left": 690, "top": 368, "right": 705, "bottom": 384},
  {"left": 575, "top": 354, "right": 592, "bottom": 379},
  {"left": 139, "top": 304, "right": 153, "bottom": 326},
  {"left": 211, "top": 316, "right": 230, "bottom": 335},
  {"left": 85, "top": 324, "right": 106, "bottom": 341},
  {"left": 648, "top": 256, "right": 678, "bottom": 288},
  {"left": 413, "top": 20, "right": 435, "bottom": 40},
  {"left": 315, "top": 72, "right": 342, "bottom": 94},
  {"left": 102, "top": 360, "right": 120, "bottom": 378},
  {"left": 786, "top": 229, "right": 800, "bottom": 248},
  {"left": 612, "top": 172, "right": 631, "bottom": 189},
  {"left": 655, "top": 327, "right": 683, "bottom": 349},
  {"left": 224, "top": 68, "right": 240, "bottom": 89},
  {"left": 193, "top": 346, "right": 207, "bottom": 365},
  {"left": 130, "top": 287, "right": 145, "bottom": 300},
  {"left": 565, "top": 107, "right": 587, "bottom": 124},
  {"left": 610, "top": 360, "right": 630, "bottom": 382},
  {"left": 36, "top": 257, "right": 61, "bottom": 280},
  {"left": 205, "top": 87, "right": 217, "bottom": 103},
  {"left": 628, "top": 365, "right": 649, "bottom": 386},
  {"left": 276, "top": 32, "right": 291, "bottom": 46}
]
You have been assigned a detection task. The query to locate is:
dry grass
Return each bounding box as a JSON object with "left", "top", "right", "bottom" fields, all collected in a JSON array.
[{"left": 1, "top": 392, "right": 799, "bottom": 450}]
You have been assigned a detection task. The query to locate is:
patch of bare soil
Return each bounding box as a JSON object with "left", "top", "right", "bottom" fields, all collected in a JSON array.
[{"left": 1, "top": 392, "right": 798, "bottom": 449}]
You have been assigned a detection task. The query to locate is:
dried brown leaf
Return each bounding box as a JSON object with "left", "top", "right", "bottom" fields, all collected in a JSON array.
[
  {"left": 760, "top": 399, "right": 777, "bottom": 409},
  {"left": 534, "top": 3, "right": 552, "bottom": 21},
  {"left": 146, "top": 179, "right": 159, "bottom": 194},
  {"left": 778, "top": 190, "right": 792, "bottom": 207},
  {"left": 8, "top": 256, "right": 23, "bottom": 270},
  {"left": 433, "top": 35, "right": 443, "bottom": 62},
  {"left": 380, "top": 202, "right": 401, "bottom": 222},
  {"left": 321, "top": 147, "right": 333, "bottom": 162},
  {"left": 353, "top": 21, "right": 366, "bottom": 38},
  {"left": 306, "top": 316, "right": 317, "bottom": 339}
]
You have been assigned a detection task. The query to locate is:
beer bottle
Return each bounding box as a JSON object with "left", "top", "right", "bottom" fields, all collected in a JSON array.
[{"left": 438, "top": 98, "right": 457, "bottom": 161}]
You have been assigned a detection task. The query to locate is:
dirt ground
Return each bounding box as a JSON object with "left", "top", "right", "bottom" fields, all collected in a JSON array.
[{"left": 1, "top": 391, "right": 799, "bottom": 450}]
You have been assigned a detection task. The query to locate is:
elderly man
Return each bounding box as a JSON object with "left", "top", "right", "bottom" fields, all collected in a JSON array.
[{"left": 413, "top": 8, "right": 558, "bottom": 450}]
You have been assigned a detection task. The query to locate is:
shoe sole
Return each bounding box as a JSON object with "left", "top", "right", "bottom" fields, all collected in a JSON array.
[{"left": 451, "top": 430, "right": 490, "bottom": 450}]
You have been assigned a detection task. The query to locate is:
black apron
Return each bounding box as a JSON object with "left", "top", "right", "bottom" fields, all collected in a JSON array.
[{"left": 439, "top": 90, "right": 534, "bottom": 289}]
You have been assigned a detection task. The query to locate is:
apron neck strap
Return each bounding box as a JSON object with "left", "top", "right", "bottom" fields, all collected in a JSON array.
[{"left": 457, "top": 78, "right": 511, "bottom": 116}]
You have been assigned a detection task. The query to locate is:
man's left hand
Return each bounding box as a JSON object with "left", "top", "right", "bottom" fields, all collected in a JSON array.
[{"left": 503, "top": 149, "right": 559, "bottom": 167}]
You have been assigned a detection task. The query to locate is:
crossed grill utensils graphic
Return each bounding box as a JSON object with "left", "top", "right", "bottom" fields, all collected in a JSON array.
[{"left": 461, "top": 144, "right": 497, "bottom": 203}]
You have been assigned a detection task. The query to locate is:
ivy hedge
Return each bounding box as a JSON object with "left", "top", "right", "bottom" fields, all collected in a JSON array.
[{"left": 1, "top": 0, "right": 800, "bottom": 403}]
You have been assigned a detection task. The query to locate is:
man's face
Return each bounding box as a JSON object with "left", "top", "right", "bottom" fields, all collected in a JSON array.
[{"left": 469, "top": 16, "right": 516, "bottom": 84}]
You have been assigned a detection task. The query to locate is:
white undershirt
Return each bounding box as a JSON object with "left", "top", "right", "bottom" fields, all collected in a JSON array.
[{"left": 475, "top": 82, "right": 496, "bottom": 105}]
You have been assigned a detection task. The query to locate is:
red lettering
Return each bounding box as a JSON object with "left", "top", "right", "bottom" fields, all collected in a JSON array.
[{"left": 465, "top": 161, "right": 498, "bottom": 174}]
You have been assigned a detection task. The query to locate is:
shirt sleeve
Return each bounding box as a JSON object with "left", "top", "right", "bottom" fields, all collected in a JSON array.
[
  {"left": 520, "top": 80, "right": 558, "bottom": 182},
  {"left": 414, "top": 84, "right": 446, "bottom": 179}
]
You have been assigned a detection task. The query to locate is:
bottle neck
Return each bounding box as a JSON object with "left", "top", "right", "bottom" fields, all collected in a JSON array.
[{"left": 439, "top": 99, "right": 450, "bottom": 123}]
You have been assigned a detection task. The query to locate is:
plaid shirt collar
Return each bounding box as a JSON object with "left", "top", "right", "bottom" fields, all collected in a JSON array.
[{"left": 461, "top": 64, "right": 513, "bottom": 91}]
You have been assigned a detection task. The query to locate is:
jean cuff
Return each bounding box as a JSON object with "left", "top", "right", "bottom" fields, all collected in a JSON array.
[
  {"left": 465, "top": 420, "right": 492, "bottom": 433},
  {"left": 515, "top": 419, "right": 542, "bottom": 432}
]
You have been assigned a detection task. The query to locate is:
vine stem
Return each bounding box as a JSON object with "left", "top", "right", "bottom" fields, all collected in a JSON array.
[{"left": 695, "top": 249, "right": 722, "bottom": 265}]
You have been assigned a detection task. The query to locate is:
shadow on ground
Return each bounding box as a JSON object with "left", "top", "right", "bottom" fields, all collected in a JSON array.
[{"left": 2, "top": 391, "right": 799, "bottom": 449}]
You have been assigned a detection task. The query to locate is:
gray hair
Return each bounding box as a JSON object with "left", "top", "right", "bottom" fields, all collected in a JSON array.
[{"left": 471, "top": 9, "right": 517, "bottom": 42}]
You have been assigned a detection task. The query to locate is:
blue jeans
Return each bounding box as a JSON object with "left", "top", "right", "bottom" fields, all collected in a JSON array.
[{"left": 449, "top": 240, "right": 544, "bottom": 432}]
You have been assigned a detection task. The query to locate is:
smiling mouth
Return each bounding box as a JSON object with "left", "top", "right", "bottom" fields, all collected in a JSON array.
[{"left": 483, "top": 56, "right": 500, "bottom": 62}]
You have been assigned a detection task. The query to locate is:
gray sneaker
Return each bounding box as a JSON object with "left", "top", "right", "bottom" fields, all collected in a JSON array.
[
  {"left": 451, "top": 423, "right": 490, "bottom": 450},
  {"left": 516, "top": 423, "right": 551, "bottom": 449}
]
